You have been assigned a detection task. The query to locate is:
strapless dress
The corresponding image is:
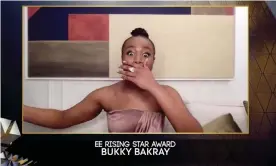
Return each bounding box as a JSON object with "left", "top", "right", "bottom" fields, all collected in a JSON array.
[{"left": 107, "top": 109, "right": 164, "bottom": 133}]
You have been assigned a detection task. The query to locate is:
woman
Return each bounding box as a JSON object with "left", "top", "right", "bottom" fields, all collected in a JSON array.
[{"left": 23, "top": 28, "right": 203, "bottom": 133}]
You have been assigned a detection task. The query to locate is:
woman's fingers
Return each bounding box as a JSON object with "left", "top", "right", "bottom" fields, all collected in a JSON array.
[
  {"left": 122, "top": 61, "right": 142, "bottom": 68},
  {"left": 117, "top": 69, "right": 136, "bottom": 77},
  {"left": 119, "top": 65, "right": 132, "bottom": 71},
  {"left": 119, "top": 65, "right": 140, "bottom": 73},
  {"left": 121, "top": 75, "right": 135, "bottom": 82},
  {"left": 122, "top": 61, "right": 132, "bottom": 66}
]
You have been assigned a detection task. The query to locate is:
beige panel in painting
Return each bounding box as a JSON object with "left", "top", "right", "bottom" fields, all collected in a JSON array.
[{"left": 109, "top": 14, "right": 235, "bottom": 79}]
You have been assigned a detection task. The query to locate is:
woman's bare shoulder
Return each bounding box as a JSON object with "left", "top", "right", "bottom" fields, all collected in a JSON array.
[{"left": 87, "top": 82, "right": 121, "bottom": 98}]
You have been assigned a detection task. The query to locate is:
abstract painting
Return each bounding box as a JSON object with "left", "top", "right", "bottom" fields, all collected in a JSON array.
[{"left": 26, "top": 7, "right": 235, "bottom": 79}]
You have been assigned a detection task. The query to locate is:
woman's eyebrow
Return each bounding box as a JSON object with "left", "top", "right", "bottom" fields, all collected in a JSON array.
[
  {"left": 124, "top": 45, "right": 152, "bottom": 51},
  {"left": 125, "top": 45, "right": 135, "bottom": 49},
  {"left": 142, "top": 46, "right": 152, "bottom": 50}
]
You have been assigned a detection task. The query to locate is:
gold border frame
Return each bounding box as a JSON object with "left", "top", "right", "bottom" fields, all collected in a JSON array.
[{"left": 22, "top": 5, "right": 249, "bottom": 135}]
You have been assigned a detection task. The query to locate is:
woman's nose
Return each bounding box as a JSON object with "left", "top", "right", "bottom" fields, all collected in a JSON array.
[{"left": 134, "top": 55, "right": 142, "bottom": 64}]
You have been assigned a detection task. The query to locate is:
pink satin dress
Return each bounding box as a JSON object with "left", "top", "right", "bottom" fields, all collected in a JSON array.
[{"left": 107, "top": 109, "right": 165, "bottom": 133}]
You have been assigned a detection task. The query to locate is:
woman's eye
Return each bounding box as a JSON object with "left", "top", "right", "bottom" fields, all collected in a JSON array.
[
  {"left": 127, "top": 52, "right": 134, "bottom": 56},
  {"left": 143, "top": 53, "right": 150, "bottom": 58}
]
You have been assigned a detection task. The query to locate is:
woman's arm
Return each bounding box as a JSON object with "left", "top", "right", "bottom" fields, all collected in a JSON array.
[
  {"left": 118, "top": 61, "right": 202, "bottom": 132},
  {"left": 23, "top": 88, "right": 104, "bottom": 129},
  {"left": 149, "top": 85, "right": 203, "bottom": 132}
]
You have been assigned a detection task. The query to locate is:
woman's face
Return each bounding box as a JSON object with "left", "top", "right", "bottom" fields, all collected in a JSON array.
[{"left": 122, "top": 36, "right": 155, "bottom": 70}]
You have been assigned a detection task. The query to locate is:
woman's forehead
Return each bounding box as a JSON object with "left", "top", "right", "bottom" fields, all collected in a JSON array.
[{"left": 123, "top": 36, "right": 154, "bottom": 50}]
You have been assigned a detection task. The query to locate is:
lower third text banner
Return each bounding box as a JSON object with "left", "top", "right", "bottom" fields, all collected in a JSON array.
[{"left": 94, "top": 140, "right": 176, "bottom": 156}]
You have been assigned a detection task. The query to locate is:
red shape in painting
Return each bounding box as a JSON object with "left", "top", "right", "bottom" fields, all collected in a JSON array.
[
  {"left": 224, "top": 7, "right": 234, "bottom": 15},
  {"left": 28, "top": 7, "right": 41, "bottom": 19},
  {"left": 68, "top": 14, "right": 109, "bottom": 41}
]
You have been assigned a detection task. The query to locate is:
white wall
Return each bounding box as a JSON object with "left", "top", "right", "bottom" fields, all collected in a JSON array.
[{"left": 23, "top": 7, "right": 249, "bottom": 133}]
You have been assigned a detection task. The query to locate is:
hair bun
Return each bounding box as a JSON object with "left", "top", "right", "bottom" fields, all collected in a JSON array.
[{"left": 131, "top": 28, "right": 149, "bottom": 38}]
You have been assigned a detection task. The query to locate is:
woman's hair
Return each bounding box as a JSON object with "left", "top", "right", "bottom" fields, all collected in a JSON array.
[
  {"left": 122, "top": 27, "right": 155, "bottom": 54},
  {"left": 131, "top": 28, "right": 149, "bottom": 38}
]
